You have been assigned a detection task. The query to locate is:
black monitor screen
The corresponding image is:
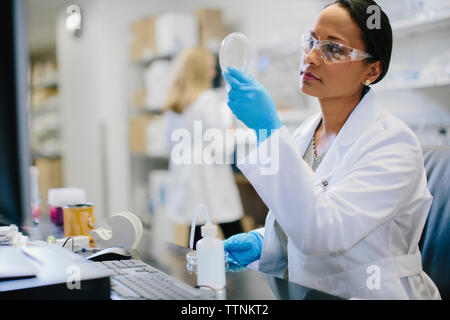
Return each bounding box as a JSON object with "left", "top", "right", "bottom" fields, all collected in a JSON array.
[{"left": 0, "top": 0, "right": 31, "bottom": 227}]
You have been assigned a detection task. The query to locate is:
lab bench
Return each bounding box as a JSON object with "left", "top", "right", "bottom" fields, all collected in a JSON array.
[{"left": 23, "top": 214, "right": 342, "bottom": 300}]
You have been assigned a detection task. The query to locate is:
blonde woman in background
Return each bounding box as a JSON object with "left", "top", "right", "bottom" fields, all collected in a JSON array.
[{"left": 163, "top": 47, "right": 244, "bottom": 248}]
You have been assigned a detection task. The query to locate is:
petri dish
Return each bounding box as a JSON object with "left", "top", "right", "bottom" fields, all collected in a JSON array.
[{"left": 219, "top": 32, "right": 254, "bottom": 72}]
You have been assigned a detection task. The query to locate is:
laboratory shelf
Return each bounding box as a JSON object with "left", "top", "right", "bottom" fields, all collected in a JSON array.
[
  {"left": 31, "top": 73, "right": 59, "bottom": 90},
  {"left": 132, "top": 54, "right": 173, "bottom": 68},
  {"left": 374, "top": 78, "right": 450, "bottom": 93},
  {"left": 130, "top": 153, "right": 169, "bottom": 170},
  {"left": 133, "top": 108, "right": 164, "bottom": 116},
  {"left": 392, "top": 10, "right": 450, "bottom": 36},
  {"left": 32, "top": 153, "right": 62, "bottom": 160}
]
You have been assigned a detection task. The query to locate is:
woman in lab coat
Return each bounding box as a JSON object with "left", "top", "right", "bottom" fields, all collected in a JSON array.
[
  {"left": 222, "top": 0, "right": 441, "bottom": 299},
  {"left": 164, "top": 47, "right": 244, "bottom": 248}
]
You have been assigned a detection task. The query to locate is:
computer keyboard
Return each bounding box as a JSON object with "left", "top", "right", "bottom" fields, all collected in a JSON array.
[{"left": 94, "top": 259, "right": 216, "bottom": 300}]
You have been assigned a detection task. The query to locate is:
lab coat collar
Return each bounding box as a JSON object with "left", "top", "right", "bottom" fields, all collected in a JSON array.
[
  {"left": 333, "top": 88, "right": 379, "bottom": 148},
  {"left": 294, "top": 88, "right": 379, "bottom": 183},
  {"left": 296, "top": 89, "right": 379, "bottom": 153}
]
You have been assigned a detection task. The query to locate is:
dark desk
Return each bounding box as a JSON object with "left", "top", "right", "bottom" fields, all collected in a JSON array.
[{"left": 24, "top": 214, "right": 343, "bottom": 300}]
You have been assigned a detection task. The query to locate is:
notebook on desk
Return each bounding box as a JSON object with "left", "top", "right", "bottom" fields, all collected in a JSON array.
[
  {"left": 0, "top": 245, "right": 110, "bottom": 299},
  {"left": 0, "top": 247, "right": 37, "bottom": 280}
]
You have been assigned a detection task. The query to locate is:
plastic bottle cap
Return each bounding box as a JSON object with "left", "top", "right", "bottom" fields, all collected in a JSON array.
[
  {"left": 48, "top": 188, "right": 86, "bottom": 207},
  {"left": 46, "top": 235, "right": 56, "bottom": 244},
  {"left": 201, "top": 223, "right": 217, "bottom": 238}
]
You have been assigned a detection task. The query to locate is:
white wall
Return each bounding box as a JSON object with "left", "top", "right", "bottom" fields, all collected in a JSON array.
[{"left": 56, "top": 0, "right": 105, "bottom": 219}]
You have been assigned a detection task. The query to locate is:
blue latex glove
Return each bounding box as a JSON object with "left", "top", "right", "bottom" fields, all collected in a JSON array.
[
  {"left": 222, "top": 67, "right": 283, "bottom": 143},
  {"left": 224, "top": 231, "right": 263, "bottom": 266}
]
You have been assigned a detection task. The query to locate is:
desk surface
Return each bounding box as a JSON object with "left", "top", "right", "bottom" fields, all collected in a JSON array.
[{"left": 24, "top": 215, "right": 343, "bottom": 300}]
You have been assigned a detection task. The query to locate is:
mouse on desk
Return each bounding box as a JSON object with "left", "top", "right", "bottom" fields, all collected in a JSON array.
[{"left": 85, "top": 247, "right": 132, "bottom": 262}]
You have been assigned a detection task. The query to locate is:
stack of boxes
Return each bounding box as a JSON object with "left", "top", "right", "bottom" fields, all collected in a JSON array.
[
  {"left": 129, "top": 9, "right": 228, "bottom": 62},
  {"left": 196, "top": 9, "right": 228, "bottom": 53},
  {"left": 129, "top": 9, "right": 229, "bottom": 156},
  {"left": 129, "top": 18, "right": 157, "bottom": 62},
  {"left": 30, "top": 59, "right": 63, "bottom": 203}
]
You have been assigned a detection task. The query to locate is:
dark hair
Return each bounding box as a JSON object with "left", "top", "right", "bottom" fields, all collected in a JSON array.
[{"left": 325, "top": 0, "right": 393, "bottom": 93}]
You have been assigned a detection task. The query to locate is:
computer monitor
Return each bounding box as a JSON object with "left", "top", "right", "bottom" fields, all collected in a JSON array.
[{"left": 0, "top": 0, "right": 32, "bottom": 227}]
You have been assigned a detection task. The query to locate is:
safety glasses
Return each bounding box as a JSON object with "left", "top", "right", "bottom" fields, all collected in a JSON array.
[{"left": 301, "top": 34, "right": 374, "bottom": 63}]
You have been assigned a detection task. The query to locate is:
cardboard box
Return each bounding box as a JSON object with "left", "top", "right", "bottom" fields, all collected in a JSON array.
[
  {"left": 133, "top": 88, "right": 147, "bottom": 109},
  {"left": 31, "top": 87, "right": 58, "bottom": 108},
  {"left": 130, "top": 17, "right": 157, "bottom": 61},
  {"left": 196, "top": 9, "right": 228, "bottom": 51},
  {"left": 35, "top": 157, "right": 63, "bottom": 201},
  {"left": 129, "top": 114, "right": 152, "bottom": 154}
]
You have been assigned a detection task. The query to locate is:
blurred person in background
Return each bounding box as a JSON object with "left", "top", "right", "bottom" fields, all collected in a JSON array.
[{"left": 163, "top": 47, "right": 244, "bottom": 248}]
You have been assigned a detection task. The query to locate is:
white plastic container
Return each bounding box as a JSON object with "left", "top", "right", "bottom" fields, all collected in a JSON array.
[
  {"left": 196, "top": 223, "right": 226, "bottom": 289},
  {"left": 143, "top": 59, "right": 172, "bottom": 110},
  {"left": 155, "top": 13, "right": 199, "bottom": 56}
]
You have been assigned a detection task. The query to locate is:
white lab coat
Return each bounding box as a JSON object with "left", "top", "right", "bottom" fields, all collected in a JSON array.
[
  {"left": 238, "top": 89, "right": 441, "bottom": 299},
  {"left": 164, "top": 89, "right": 244, "bottom": 225}
]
